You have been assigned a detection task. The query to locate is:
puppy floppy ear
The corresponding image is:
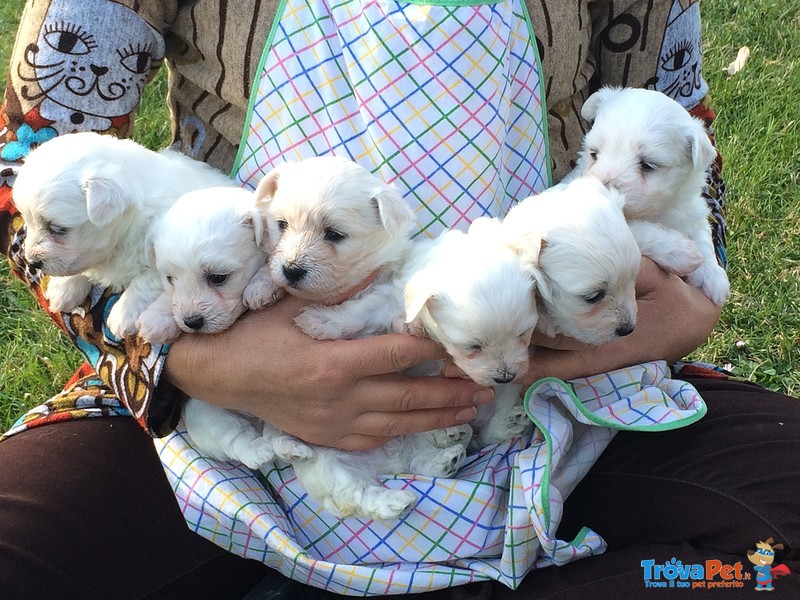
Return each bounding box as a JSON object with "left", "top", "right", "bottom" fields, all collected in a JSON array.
[
  {"left": 404, "top": 269, "right": 438, "bottom": 324},
  {"left": 507, "top": 233, "right": 553, "bottom": 303},
  {"left": 242, "top": 207, "right": 266, "bottom": 248},
  {"left": 580, "top": 86, "right": 622, "bottom": 123},
  {"left": 255, "top": 167, "right": 281, "bottom": 206},
  {"left": 83, "top": 175, "right": 130, "bottom": 227},
  {"left": 371, "top": 184, "right": 413, "bottom": 236},
  {"left": 687, "top": 121, "right": 717, "bottom": 171}
]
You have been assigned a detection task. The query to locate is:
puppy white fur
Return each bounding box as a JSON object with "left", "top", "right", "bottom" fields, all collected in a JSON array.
[
  {"left": 404, "top": 227, "right": 538, "bottom": 387},
  {"left": 255, "top": 155, "right": 476, "bottom": 520},
  {"left": 573, "top": 87, "right": 729, "bottom": 305},
  {"left": 255, "top": 155, "right": 413, "bottom": 301},
  {"left": 137, "top": 187, "right": 283, "bottom": 343},
  {"left": 503, "top": 177, "right": 641, "bottom": 345},
  {"left": 402, "top": 225, "right": 538, "bottom": 449},
  {"left": 13, "top": 131, "right": 235, "bottom": 337},
  {"left": 135, "top": 187, "right": 299, "bottom": 470}
]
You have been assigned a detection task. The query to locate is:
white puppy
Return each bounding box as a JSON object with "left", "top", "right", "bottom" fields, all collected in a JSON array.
[
  {"left": 256, "top": 155, "right": 414, "bottom": 301},
  {"left": 299, "top": 220, "right": 539, "bottom": 449},
  {"left": 402, "top": 225, "right": 539, "bottom": 448},
  {"left": 13, "top": 131, "right": 235, "bottom": 337},
  {"left": 255, "top": 155, "right": 473, "bottom": 520},
  {"left": 572, "top": 86, "right": 729, "bottom": 305},
  {"left": 503, "top": 177, "right": 641, "bottom": 346},
  {"left": 137, "top": 187, "right": 282, "bottom": 343},
  {"left": 136, "top": 186, "right": 297, "bottom": 470}
]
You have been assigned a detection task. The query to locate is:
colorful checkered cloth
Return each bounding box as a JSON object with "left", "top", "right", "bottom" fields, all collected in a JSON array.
[
  {"left": 233, "top": 0, "right": 550, "bottom": 237},
  {"left": 156, "top": 361, "right": 705, "bottom": 594}
]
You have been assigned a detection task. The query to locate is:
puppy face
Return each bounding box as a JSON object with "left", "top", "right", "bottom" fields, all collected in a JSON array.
[
  {"left": 14, "top": 135, "right": 132, "bottom": 275},
  {"left": 576, "top": 87, "right": 716, "bottom": 219},
  {"left": 255, "top": 156, "right": 413, "bottom": 301},
  {"left": 152, "top": 187, "right": 266, "bottom": 334},
  {"left": 405, "top": 230, "right": 538, "bottom": 385},
  {"left": 504, "top": 178, "right": 640, "bottom": 345}
]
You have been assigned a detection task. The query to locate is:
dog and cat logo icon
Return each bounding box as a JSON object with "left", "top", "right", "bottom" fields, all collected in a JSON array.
[{"left": 640, "top": 537, "right": 792, "bottom": 591}]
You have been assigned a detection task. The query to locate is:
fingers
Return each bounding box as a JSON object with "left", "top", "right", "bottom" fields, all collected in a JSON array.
[
  {"left": 351, "top": 405, "right": 480, "bottom": 443},
  {"left": 358, "top": 373, "right": 493, "bottom": 412},
  {"left": 342, "top": 333, "right": 449, "bottom": 376}
]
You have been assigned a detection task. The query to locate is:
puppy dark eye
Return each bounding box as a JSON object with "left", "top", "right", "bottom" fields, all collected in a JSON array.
[
  {"left": 584, "top": 290, "right": 606, "bottom": 304},
  {"left": 166, "top": 275, "right": 174, "bottom": 285},
  {"left": 639, "top": 161, "right": 656, "bottom": 173},
  {"left": 47, "top": 223, "right": 70, "bottom": 236},
  {"left": 277, "top": 220, "right": 288, "bottom": 232},
  {"left": 468, "top": 343, "right": 483, "bottom": 353},
  {"left": 207, "top": 273, "right": 229, "bottom": 286},
  {"left": 324, "top": 229, "right": 346, "bottom": 242},
  {"left": 589, "top": 150, "right": 598, "bottom": 161}
]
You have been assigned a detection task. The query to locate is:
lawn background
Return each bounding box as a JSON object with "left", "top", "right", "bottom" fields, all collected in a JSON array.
[{"left": 1, "top": 0, "right": 798, "bottom": 431}]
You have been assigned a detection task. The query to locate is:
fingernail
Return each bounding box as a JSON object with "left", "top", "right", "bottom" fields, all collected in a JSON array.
[
  {"left": 455, "top": 406, "right": 477, "bottom": 423},
  {"left": 473, "top": 389, "right": 494, "bottom": 404}
]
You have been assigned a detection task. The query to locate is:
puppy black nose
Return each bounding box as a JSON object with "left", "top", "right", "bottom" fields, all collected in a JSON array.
[
  {"left": 616, "top": 324, "right": 635, "bottom": 337},
  {"left": 493, "top": 372, "right": 516, "bottom": 384},
  {"left": 183, "top": 315, "right": 205, "bottom": 331},
  {"left": 282, "top": 263, "right": 307, "bottom": 284}
]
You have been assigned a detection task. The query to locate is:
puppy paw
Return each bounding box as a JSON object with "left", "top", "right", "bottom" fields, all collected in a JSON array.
[
  {"left": 688, "top": 262, "right": 730, "bottom": 306},
  {"left": 429, "top": 424, "right": 473, "bottom": 449},
  {"left": 294, "top": 305, "right": 344, "bottom": 340},
  {"left": 273, "top": 435, "right": 315, "bottom": 463},
  {"left": 45, "top": 275, "right": 91, "bottom": 313},
  {"left": 426, "top": 445, "right": 467, "bottom": 478},
  {"left": 328, "top": 488, "right": 416, "bottom": 521},
  {"left": 368, "top": 488, "right": 417, "bottom": 521},
  {"left": 107, "top": 300, "right": 141, "bottom": 338},
  {"left": 237, "top": 436, "right": 277, "bottom": 470},
  {"left": 478, "top": 405, "right": 532, "bottom": 446},
  {"left": 243, "top": 275, "right": 285, "bottom": 310},
  {"left": 136, "top": 306, "right": 180, "bottom": 344},
  {"left": 644, "top": 241, "right": 703, "bottom": 277}
]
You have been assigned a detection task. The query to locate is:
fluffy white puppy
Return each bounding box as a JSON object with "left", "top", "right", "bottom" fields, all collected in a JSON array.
[
  {"left": 137, "top": 187, "right": 282, "bottom": 343},
  {"left": 503, "top": 177, "right": 641, "bottom": 345},
  {"left": 255, "top": 155, "right": 414, "bottom": 301},
  {"left": 402, "top": 225, "right": 538, "bottom": 448},
  {"left": 13, "top": 131, "right": 234, "bottom": 337},
  {"left": 572, "top": 86, "right": 729, "bottom": 305},
  {"left": 135, "top": 186, "right": 299, "bottom": 470},
  {"left": 256, "top": 155, "right": 473, "bottom": 520}
]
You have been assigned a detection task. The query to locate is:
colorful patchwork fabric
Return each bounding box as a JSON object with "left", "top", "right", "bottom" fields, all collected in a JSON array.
[
  {"left": 233, "top": 0, "right": 550, "bottom": 237},
  {"left": 156, "top": 361, "right": 706, "bottom": 594}
]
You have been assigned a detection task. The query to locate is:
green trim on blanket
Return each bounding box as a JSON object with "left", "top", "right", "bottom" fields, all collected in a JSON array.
[
  {"left": 522, "top": 376, "right": 707, "bottom": 433},
  {"left": 519, "top": 0, "right": 552, "bottom": 188},
  {"left": 232, "top": 0, "right": 290, "bottom": 177}
]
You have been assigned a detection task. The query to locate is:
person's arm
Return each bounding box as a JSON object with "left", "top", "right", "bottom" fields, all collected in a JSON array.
[
  {"left": 0, "top": 0, "right": 181, "bottom": 435},
  {"left": 165, "top": 294, "right": 494, "bottom": 451}
]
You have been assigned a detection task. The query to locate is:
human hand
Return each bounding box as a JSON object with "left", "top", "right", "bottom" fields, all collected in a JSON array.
[
  {"left": 164, "top": 294, "right": 494, "bottom": 451},
  {"left": 444, "top": 257, "right": 722, "bottom": 385}
]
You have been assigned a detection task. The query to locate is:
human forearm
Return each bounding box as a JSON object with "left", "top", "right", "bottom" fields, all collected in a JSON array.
[{"left": 164, "top": 295, "right": 494, "bottom": 451}]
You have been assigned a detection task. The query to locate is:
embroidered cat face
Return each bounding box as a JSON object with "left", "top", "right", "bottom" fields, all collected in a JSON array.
[
  {"left": 18, "top": 0, "right": 164, "bottom": 131},
  {"left": 655, "top": 0, "right": 703, "bottom": 100}
]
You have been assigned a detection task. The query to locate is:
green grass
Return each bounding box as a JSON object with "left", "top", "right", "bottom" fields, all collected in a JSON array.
[{"left": 1, "top": 0, "right": 798, "bottom": 431}]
